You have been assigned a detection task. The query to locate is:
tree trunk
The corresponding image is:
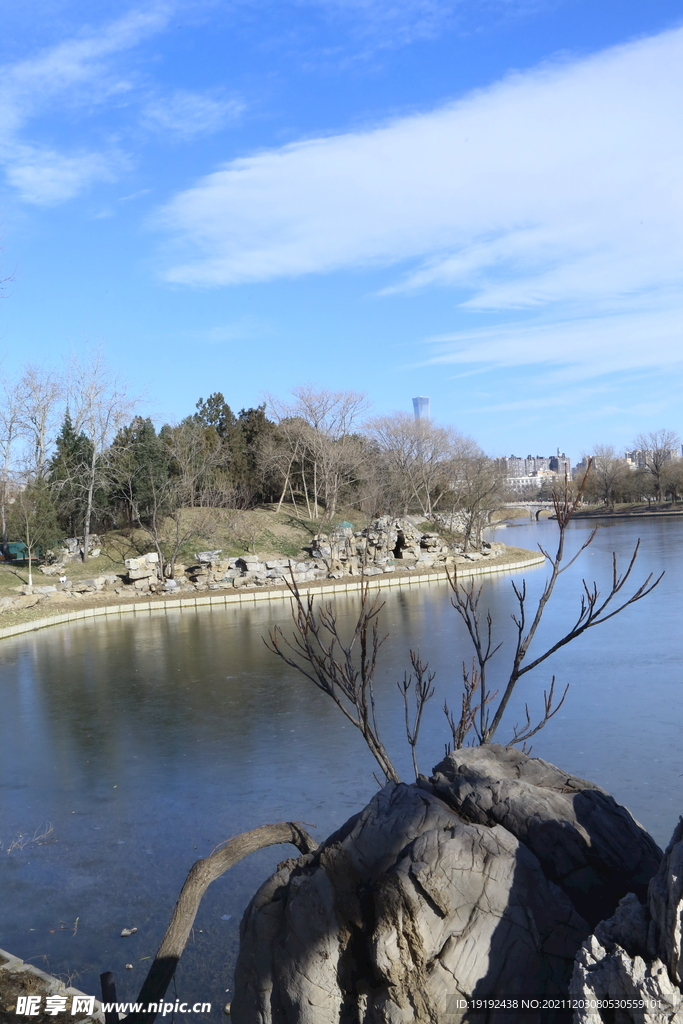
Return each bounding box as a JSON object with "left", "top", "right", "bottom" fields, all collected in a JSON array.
[
  {"left": 82, "top": 449, "right": 98, "bottom": 562},
  {"left": 125, "top": 822, "right": 317, "bottom": 1024},
  {"left": 276, "top": 449, "right": 297, "bottom": 513}
]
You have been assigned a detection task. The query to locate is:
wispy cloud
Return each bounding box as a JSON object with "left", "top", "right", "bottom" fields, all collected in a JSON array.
[
  {"left": 158, "top": 25, "right": 683, "bottom": 296},
  {"left": 156, "top": 22, "right": 683, "bottom": 383},
  {"left": 302, "top": 0, "right": 548, "bottom": 50},
  {"left": 0, "top": 5, "right": 171, "bottom": 204},
  {"left": 423, "top": 298, "right": 683, "bottom": 386},
  {"left": 142, "top": 89, "right": 244, "bottom": 139},
  {"left": 118, "top": 188, "right": 151, "bottom": 202},
  {"left": 189, "top": 316, "right": 271, "bottom": 344},
  {"left": 5, "top": 145, "right": 122, "bottom": 204}
]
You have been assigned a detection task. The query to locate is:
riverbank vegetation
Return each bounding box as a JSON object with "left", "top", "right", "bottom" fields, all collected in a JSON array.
[
  {"left": 2, "top": 358, "right": 681, "bottom": 583},
  {"left": 0, "top": 361, "right": 507, "bottom": 575}
]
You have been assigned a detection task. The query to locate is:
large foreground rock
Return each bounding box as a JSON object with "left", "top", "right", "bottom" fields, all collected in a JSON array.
[
  {"left": 571, "top": 818, "right": 683, "bottom": 1022},
  {"left": 232, "top": 745, "right": 662, "bottom": 1023}
]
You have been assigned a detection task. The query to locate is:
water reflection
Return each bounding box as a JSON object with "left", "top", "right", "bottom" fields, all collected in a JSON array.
[{"left": 1, "top": 516, "right": 682, "bottom": 1013}]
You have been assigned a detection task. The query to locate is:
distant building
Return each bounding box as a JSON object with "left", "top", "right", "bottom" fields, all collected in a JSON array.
[
  {"left": 496, "top": 451, "right": 570, "bottom": 494},
  {"left": 412, "top": 396, "right": 430, "bottom": 421},
  {"left": 624, "top": 448, "right": 681, "bottom": 469}
]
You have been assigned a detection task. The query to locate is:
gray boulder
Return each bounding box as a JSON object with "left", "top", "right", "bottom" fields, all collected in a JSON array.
[
  {"left": 429, "top": 744, "right": 662, "bottom": 927},
  {"left": 232, "top": 745, "right": 662, "bottom": 1023}
]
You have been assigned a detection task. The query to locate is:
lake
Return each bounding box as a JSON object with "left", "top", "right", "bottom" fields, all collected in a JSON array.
[{"left": 1, "top": 515, "right": 682, "bottom": 1014}]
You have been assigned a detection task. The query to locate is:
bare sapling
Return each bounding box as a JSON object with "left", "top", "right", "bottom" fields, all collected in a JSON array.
[
  {"left": 398, "top": 651, "right": 435, "bottom": 779},
  {"left": 443, "top": 661, "right": 498, "bottom": 754},
  {"left": 446, "top": 463, "right": 663, "bottom": 748},
  {"left": 266, "top": 576, "right": 402, "bottom": 784}
]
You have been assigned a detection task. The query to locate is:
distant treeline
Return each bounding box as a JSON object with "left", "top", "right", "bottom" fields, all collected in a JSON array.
[
  {"left": 3, "top": 358, "right": 678, "bottom": 567},
  {"left": 0, "top": 361, "right": 503, "bottom": 562}
]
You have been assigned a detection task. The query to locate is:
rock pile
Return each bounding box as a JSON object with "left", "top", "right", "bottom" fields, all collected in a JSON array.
[
  {"left": 232, "top": 745, "right": 662, "bottom": 1023},
  {"left": 309, "top": 516, "right": 506, "bottom": 576},
  {"left": 125, "top": 552, "right": 160, "bottom": 590},
  {"left": 571, "top": 818, "right": 683, "bottom": 1022},
  {"left": 0, "top": 517, "right": 512, "bottom": 614},
  {"left": 0, "top": 573, "right": 122, "bottom": 615},
  {"left": 186, "top": 554, "right": 327, "bottom": 589},
  {"left": 40, "top": 535, "right": 102, "bottom": 572}
]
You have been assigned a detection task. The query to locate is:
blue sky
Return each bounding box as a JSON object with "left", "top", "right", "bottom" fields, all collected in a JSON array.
[{"left": 1, "top": 0, "right": 682, "bottom": 460}]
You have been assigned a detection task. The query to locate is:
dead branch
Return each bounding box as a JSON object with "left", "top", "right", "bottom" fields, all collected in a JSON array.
[
  {"left": 508, "top": 677, "right": 570, "bottom": 751},
  {"left": 443, "top": 661, "right": 499, "bottom": 750},
  {"left": 125, "top": 822, "right": 317, "bottom": 1024},
  {"left": 447, "top": 462, "right": 662, "bottom": 745},
  {"left": 266, "top": 573, "right": 400, "bottom": 783},
  {"left": 398, "top": 651, "right": 436, "bottom": 779}
]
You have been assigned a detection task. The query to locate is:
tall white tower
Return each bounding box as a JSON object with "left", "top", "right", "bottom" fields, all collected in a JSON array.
[{"left": 412, "top": 396, "right": 430, "bottom": 421}]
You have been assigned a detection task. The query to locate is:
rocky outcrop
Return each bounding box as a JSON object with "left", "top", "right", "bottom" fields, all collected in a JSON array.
[
  {"left": 0, "top": 573, "right": 122, "bottom": 615},
  {"left": 179, "top": 514, "right": 503, "bottom": 591},
  {"left": 231, "top": 745, "right": 662, "bottom": 1023},
  {"left": 571, "top": 819, "right": 683, "bottom": 1022},
  {"left": 309, "top": 516, "right": 506, "bottom": 578},
  {"left": 0, "top": 515, "right": 512, "bottom": 614},
  {"left": 429, "top": 744, "right": 661, "bottom": 928}
]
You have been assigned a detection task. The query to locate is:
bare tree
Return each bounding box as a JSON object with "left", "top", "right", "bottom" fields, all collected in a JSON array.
[
  {"left": 161, "top": 419, "right": 224, "bottom": 508},
  {"left": 365, "top": 413, "right": 472, "bottom": 517},
  {"left": 662, "top": 458, "right": 683, "bottom": 504},
  {"left": 398, "top": 651, "right": 435, "bottom": 779},
  {"left": 17, "top": 365, "right": 63, "bottom": 478},
  {"left": 261, "top": 415, "right": 314, "bottom": 517},
  {"left": 113, "top": 417, "right": 227, "bottom": 579},
  {"left": 266, "top": 466, "right": 662, "bottom": 781},
  {"left": 582, "top": 444, "right": 630, "bottom": 508},
  {"left": 632, "top": 429, "right": 681, "bottom": 503},
  {"left": 69, "top": 353, "right": 135, "bottom": 561},
  {"left": 290, "top": 385, "right": 368, "bottom": 519},
  {"left": 0, "top": 380, "right": 22, "bottom": 542},
  {"left": 442, "top": 450, "right": 503, "bottom": 551},
  {"left": 9, "top": 476, "right": 60, "bottom": 586},
  {"left": 268, "top": 387, "right": 369, "bottom": 519}
]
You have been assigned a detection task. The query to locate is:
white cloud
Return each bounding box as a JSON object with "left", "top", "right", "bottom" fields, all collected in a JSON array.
[
  {"left": 424, "top": 299, "right": 683, "bottom": 382},
  {"left": 142, "top": 89, "right": 244, "bottom": 139},
  {"left": 118, "top": 188, "right": 151, "bottom": 202},
  {"left": 3, "top": 7, "right": 169, "bottom": 110},
  {"left": 189, "top": 316, "right": 270, "bottom": 344},
  {"left": 0, "top": 5, "right": 171, "bottom": 204},
  {"left": 4, "top": 145, "right": 121, "bottom": 204},
  {"left": 156, "top": 24, "right": 683, "bottom": 324}
]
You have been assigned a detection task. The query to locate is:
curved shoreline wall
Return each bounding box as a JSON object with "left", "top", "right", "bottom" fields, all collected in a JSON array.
[{"left": 0, "top": 554, "right": 545, "bottom": 642}]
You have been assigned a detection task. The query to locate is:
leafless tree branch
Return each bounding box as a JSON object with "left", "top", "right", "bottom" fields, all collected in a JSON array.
[{"left": 265, "top": 573, "right": 400, "bottom": 783}]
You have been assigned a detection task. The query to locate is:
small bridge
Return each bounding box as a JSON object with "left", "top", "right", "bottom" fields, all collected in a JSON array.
[{"left": 501, "top": 501, "right": 556, "bottom": 521}]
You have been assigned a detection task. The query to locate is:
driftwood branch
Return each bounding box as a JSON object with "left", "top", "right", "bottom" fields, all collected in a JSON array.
[{"left": 123, "top": 822, "right": 318, "bottom": 1023}]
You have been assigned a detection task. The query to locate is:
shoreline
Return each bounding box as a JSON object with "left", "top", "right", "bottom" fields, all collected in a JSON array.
[{"left": 0, "top": 548, "right": 545, "bottom": 642}]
